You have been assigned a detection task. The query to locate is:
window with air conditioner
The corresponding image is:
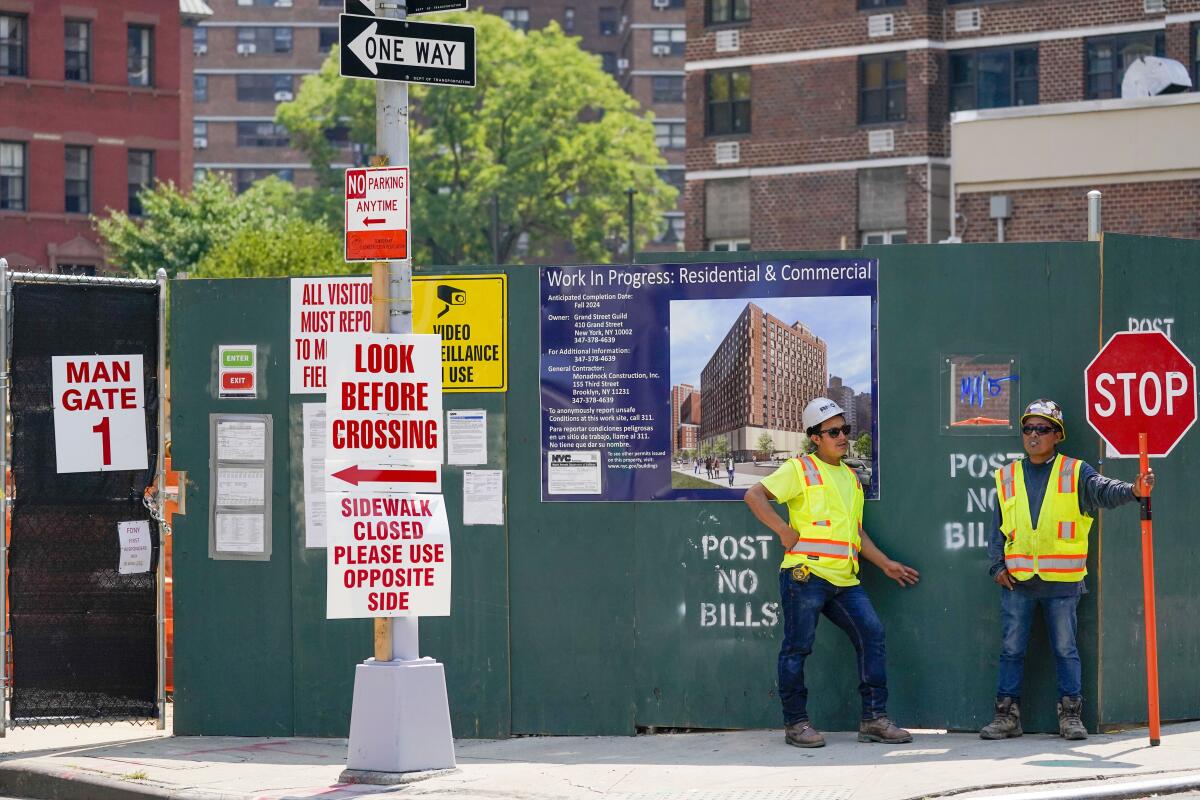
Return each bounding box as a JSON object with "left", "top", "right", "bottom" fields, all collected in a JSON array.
[{"left": 652, "top": 27, "right": 686, "bottom": 56}]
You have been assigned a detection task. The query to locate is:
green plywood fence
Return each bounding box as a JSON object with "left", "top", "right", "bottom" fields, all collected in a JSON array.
[{"left": 170, "top": 238, "right": 1200, "bottom": 738}]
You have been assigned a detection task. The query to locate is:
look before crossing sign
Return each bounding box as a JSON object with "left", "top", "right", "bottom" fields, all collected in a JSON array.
[
  {"left": 325, "top": 334, "right": 443, "bottom": 494},
  {"left": 345, "top": 166, "right": 409, "bottom": 263}
]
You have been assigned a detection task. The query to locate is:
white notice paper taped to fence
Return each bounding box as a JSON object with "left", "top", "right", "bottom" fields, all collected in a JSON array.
[
  {"left": 215, "top": 467, "right": 266, "bottom": 507},
  {"left": 302, "top": 403, "right": 327, "bottom": 547},
  {"left": 215, "top": 513, "right": 265, "bottom": 553},
  {"left": 447, "top": 410, "right": 487, "bottom": 465},
  {"left": 463, "top": 470, "right": 503, "bottom": 526},
  {"left": 117, "top": 520, "right": 152, "bottom": 574},
  {"left": 216, "top": 420, "right": 267, "bottom": 461}
]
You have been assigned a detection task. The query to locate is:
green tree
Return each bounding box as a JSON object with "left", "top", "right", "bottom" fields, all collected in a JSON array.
[
  {"left": 277, "top": 11, "right": 677, "bottom": 265},
  {"left": 713, "top": 439, "right": 730, "bottom": 458},
  {"left": 855, "top": 432, "right": 873, "bottom": 459},
  {"left": 94, "top": 174, "right": 328, "bottom": 278},
  {"left": 756, "top": 432, "right": 775, "bottom": 459},
  {"left": 194, "top": 218, "right": 357, "bottom": 279}
]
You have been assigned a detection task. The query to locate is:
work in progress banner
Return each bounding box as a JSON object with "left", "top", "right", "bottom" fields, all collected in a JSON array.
[
  {"left": 8, "top": 281, "right": 160, "bottom": 724},
  {"left": 540, "top": 260, "right": 879, "bottom": 502}
]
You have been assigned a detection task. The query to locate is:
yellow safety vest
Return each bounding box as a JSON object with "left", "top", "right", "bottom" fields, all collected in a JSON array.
[
  {"left": 779, "top": 455, "right": 864, "bottom": 584},
  {"left": 995, "top": 454, "right": 1092, "bottom": 583}
]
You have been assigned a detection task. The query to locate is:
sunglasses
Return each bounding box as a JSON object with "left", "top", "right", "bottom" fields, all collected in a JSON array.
[
  {"left": 1022, "top": 424, "right": 1058, "bottom": 436},
  {"left": 819, "top": 424, "right": 852, "bottom": 438}
]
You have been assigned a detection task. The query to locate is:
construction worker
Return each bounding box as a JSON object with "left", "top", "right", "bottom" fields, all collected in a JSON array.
[
  {"left": 980, "top": 399, "right": 1154, "bottom": 741},
  {"left": 745, "top": 397, "right": 919, "bottom": 749}
]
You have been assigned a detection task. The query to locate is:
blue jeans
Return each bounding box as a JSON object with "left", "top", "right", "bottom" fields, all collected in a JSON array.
[
  {"left": 995, "top": 589, "right": 1082, "bottom": 700},
  {"left": 778, "top": 571, "right": 889, "bottom": 725}
]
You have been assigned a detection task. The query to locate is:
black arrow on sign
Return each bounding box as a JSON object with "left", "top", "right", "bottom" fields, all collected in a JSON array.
[{"left": 339, "top": 13, "right": 476, "bottom": 87}]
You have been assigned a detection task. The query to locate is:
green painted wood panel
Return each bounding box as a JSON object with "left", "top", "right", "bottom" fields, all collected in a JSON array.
[
  {"left": 171, "top": 278, "right": 296, "bottom": 736},
  {"left": 1097, "top": 234, "right": 1200, "bottom": 730}
]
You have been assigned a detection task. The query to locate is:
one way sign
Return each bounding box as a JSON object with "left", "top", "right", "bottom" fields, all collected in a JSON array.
[{"left": 340, "top": 14, "right": 475, "bottom": 87}]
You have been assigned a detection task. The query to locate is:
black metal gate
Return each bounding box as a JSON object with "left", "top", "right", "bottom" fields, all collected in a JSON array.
[{"left": 4, "top": 272, "right": 162, "bottom": 727}]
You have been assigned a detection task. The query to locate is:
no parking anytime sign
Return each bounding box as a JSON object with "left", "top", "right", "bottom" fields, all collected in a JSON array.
[{"left": 51, "top": 354, "right": 148, "bottom": 473}]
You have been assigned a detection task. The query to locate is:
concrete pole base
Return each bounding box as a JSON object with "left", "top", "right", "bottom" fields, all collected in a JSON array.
[{"left": 344, "top": 657, "right": 456, "bottom": 775}]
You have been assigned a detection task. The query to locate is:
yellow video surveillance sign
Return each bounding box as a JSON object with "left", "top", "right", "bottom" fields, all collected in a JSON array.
[{"left": 413, "top": 274, "right": 507, "bottom": 392}]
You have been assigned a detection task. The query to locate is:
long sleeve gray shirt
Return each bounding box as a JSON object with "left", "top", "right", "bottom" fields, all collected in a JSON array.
[{"left": 987, "top": 455, "right": 1138, "bottom": 597}]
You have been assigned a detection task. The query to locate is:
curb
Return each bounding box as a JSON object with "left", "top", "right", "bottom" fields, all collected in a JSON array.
[
  {"left": 934, "top": 770, "right": 1200, "bottom": 800},
  {"left": 0, "top": 761, "right": 242, "bottom": 800}
]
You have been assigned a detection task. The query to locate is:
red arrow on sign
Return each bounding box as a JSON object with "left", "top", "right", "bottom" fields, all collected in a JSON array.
[
  {"left": 363, "top": 217, "right": 387, "bottom": 226},
  {"left": 332, "top": 465, "right": 438, "bottom": 486}
]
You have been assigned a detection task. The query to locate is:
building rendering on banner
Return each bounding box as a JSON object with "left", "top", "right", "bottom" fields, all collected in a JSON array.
[
  {"left": 685, "top": 0, "right": 1200, "bottom": 250},
  {"left": 670, "top": 383, "right": 701, "bottom": 454},
  {"left": 828, "top": 374, "right": 872, "bottom": 438},
  {"left": 492, "top": 0, "right": 687, "bottom": 254},
  {"left": 191, "top": 0, "right": 349, "bottom": 191},
  {"left": 698, "top": 302, "right": 827, "bottom": 460},
  {"left": 0, "top": 0, "right": 210, "bottom": 274}
]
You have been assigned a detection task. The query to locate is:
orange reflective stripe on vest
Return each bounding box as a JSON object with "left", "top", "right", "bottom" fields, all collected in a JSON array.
[
  {"left": 1037, "top": 554, "right": 1087, "bottom": 574},
  {"left": 789, "top": 537, "right": 855, "bottom": 559},
  {"left": 1057, "top": 457, "right": 1078, "bottom": 494},
  {"left": 1005, "top": 554, "right": 1035, "bottom": 573},
  {"left": 999, "top": 462, "right": 1017, "bottom": 502},
  {"left": 800, "top": 456, "right": 823, "bottom": 486}
]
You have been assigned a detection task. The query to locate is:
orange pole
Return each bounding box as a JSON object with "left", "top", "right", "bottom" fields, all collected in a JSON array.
[{"left": 1139, "top": 432, "right": 1161, "bottom": 746}]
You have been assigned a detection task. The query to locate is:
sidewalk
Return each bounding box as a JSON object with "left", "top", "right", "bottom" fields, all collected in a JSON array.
[{"left": 3, "top": 714, "right": 1200, "bottom": 800}]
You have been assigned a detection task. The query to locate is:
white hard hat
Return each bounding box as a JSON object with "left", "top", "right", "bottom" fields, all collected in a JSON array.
[{"left": 802, "top": 397, "right": 845, "bottom": 433}]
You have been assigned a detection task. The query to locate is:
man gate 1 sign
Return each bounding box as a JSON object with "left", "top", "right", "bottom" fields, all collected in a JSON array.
[
  {"left": 1085, "top": 330, "right": 1197, "bottom": 457},
  {"left": 51, "top": 354, "right": 148, "bottom": 473}
]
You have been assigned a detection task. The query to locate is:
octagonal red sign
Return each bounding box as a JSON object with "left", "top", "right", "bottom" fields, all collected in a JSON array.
[{"left": 1085, "top": 331, "right": 1197, "bottom": 457}]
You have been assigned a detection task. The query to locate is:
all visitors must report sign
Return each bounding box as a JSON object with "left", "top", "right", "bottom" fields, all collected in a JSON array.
[
  {"left": 326, "top": 491, "right": 452, "bottom": 618},
  {"left": 290, "top": 277, "right": 374, "bottom": 393},
  {"left": 51, "top": 354, "right": 148, "bottom": 473}
]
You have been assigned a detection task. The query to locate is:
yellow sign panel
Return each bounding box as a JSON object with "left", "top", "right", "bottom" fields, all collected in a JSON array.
[{"left": 413, "top": 273, "right": 507, "bottom": 392}]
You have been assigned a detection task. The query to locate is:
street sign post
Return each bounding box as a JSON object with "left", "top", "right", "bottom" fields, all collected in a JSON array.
[
  {"left": 340, "top": 14, "right": 476, "bottom": 87},
  {"left": 345, "top": 166, "right": 409, "bottom": 262},
  {"left": 1085, "top": 330, "right": 1198, "bottom": 747},
  {"left": 346, "top": 0, "right": 468, "bottom": 15}
]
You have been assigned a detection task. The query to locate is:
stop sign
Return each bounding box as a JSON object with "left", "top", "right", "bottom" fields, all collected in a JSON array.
[{"left": 1085, "top": 331, "right": 1197, "bottom": 457}]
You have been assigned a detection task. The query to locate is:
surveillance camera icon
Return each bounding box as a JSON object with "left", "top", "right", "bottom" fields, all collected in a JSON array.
[{"left": 436, "top": 284, "right": 466, "bottom": 318}]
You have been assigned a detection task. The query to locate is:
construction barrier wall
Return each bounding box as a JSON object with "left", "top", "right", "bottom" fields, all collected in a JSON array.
[{"left": 169, "top": 234, "right": 1200, "bottom": 738}]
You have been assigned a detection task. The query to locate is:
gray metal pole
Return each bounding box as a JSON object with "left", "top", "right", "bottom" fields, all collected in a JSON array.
[
  {"left": 376, "top": 0, "right": 418, "bottom": 663},
  {"left": 1088, "top": 190, "right": 1102, "bottom": 242},
  {"left": 0, "top": 259, "right": 8, "bottom": 738},
  {"left": 155, "top": 268, "right": 167, "bottom": 730}
]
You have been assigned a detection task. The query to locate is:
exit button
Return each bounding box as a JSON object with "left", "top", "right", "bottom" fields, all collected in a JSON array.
[{"left": 221, "top": 372, "right": 255, "bottom": 391}]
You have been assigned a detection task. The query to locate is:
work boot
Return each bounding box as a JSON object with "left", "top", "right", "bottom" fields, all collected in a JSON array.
[
  {"left": 1057, "top": 696, "right": 1088, "bottom": 740},
  {"left": 979, "top": 697, "right": 1023, "bottom": 739},
  {"left": 857, "top": 716, "right": 913, "bottom": 744},
  {"left": 784, "top": 721, "right": 826, "bottom": 748}
]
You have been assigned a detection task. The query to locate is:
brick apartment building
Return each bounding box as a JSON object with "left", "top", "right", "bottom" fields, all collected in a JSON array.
[
  {"left": 670, "top": 382, "right": 701, "bottom": 453},
  {"left": 191, "top": 0, "right": 346, "bottom": 191},
  {"left": 0, "top": 0, "right": 207, "bottom": 273},
  {"left": 698, "top": 301, "right": 827, "bottom": 459},
  {"left": 493, "top": 0, "right": 687, "bottom": 252},
  {"left": 685, "top": 0, "right": 1200, "bottom": 250}
]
